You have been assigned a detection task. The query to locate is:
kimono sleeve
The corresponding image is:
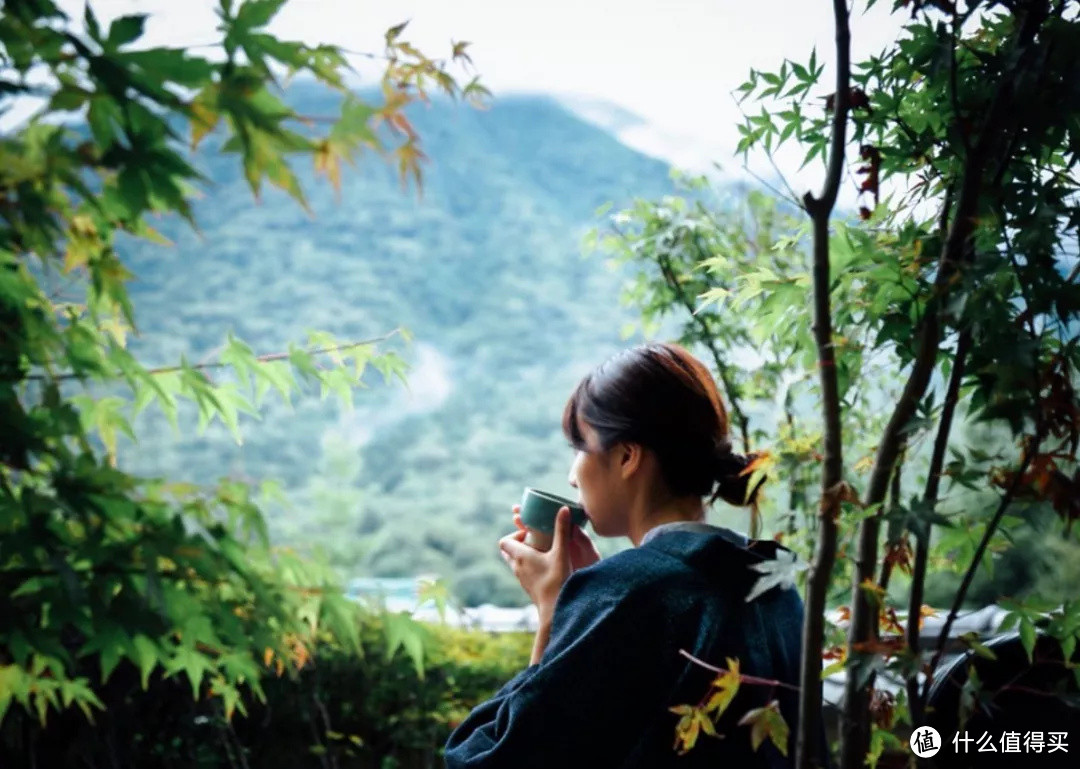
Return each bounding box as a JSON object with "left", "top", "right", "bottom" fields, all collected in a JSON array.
[{"left": 443, "top": 566, "right": 669, "bottom": 769}]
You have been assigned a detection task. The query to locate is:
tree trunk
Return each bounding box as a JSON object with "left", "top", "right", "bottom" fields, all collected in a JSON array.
[{"left": 795, "top": 1, "right": 850, "bottom": 766}]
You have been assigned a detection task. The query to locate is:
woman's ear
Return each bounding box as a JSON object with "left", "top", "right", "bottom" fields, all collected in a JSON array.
[{"left": 618, "top": 442, "right": 644, "bottom": 480}]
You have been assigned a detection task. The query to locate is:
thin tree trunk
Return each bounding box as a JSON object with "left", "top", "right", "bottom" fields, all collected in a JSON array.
[
  {"left": 921, "top": 439, "right": 1038, "bottom": 703},
  {"left": 796, "top": 1, "right": 850, "bottom": 766},
  {"left": 877, "top": 440, "right": 905, "bottom": 594},
  {"left": 905, "top": 329, "right": 971, "bottom": 724}
]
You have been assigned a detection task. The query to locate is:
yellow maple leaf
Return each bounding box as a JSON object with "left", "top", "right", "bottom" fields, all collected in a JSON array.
[
  {"left": 739, "top": 451, "right": 775, "bottom": 477},
  {"left": 395, "top": 139, "right": 426, "bottom": 192},
  {"left": 704, "top": 657, "right": 741, "bottom": 718},
  {"left": 669, "top": 705, "right": 700, "bottom": 755},
  {"left": 669, "top": 705, "right": 723, "bottom": 755},
  {"left": 313, "top": 139, "right": 342, "bottom": 195}
]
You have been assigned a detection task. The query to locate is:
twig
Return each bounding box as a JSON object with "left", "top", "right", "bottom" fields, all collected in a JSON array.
[
  {"left": 920, "top": 441, "right": 1039, "bottom": 703},
  {"left": 654, "top": 253, "right": 752, "bottom": 453},
  {"left": 876, "top": 439, "right": 905, "bottom": 594},
  {"left": 906, "top": 328, "right": 971, "bottom": 723},
  {"left": 742, "top": 163, "right": 803, "bottom": 211},
  {"left": 727, "top": 90, "right": 803, "bottom": 209},
  {"left": 18, "top": 329, "right": 403, "bottom": 383},
  {"left": 679, "top": 649, "right": 801, "bottom": 692},
  {"left": 949, "top": 7, "right": 970, "bottom": 155}
]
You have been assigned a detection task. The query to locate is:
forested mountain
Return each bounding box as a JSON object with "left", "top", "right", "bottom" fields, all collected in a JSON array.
[{"left": 118, "top": 88, "right": 678, "bottom": 605}]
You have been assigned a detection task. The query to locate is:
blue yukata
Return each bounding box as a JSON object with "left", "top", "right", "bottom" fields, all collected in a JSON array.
[{"left": 444, "top": 523, "right": 817, "bottom": 769}]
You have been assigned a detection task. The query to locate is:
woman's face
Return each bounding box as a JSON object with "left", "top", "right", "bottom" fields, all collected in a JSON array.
[{"left": 567, "top": 418, "right": 628, "bottom": 538}]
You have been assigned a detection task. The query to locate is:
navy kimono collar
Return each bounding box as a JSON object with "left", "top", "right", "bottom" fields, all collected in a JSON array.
[{"left": 639, "top": 520, "right": 747, "bottom": 548}]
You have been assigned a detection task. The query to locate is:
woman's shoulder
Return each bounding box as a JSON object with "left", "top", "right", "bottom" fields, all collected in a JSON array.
[{"left": 561, "top": 544, "right": 698, "bottom": 605}]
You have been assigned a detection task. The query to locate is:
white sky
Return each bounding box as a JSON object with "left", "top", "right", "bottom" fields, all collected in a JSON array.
[{"left": 58, "top": 0, "right": 906, "bottom": 196}]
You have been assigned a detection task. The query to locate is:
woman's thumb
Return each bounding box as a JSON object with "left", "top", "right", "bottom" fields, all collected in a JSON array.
[{"left": 552, "top": 507, "right": 572, "bottom": 552}]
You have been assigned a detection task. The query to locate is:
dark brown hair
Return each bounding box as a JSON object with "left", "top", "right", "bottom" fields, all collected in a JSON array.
[{"left": 562, "top": 342, "right": 764, "bottom": 507}]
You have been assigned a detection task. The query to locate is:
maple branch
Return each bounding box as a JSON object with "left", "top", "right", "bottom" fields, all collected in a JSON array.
[
  {"left": 876, "top": 440, "right": 905, "bottom": 594},
  {"left": 679, "top": 649, "right": 801, "bottom": 692},
  {"left": 920, "top": 439, "right": 1039, "bottom": 704},
  {"left": 727, "top": 91, "right": 803, "bottom": 208},
  {"left": 654, "top": 252, "right": 752, "bottom": 453},
  {"left": 949, "top": 7, "right": 970, "bottom": 155},
  {"left": 798, "top": 0, "right": 850, "bottom": 767},
  {"left": 20, "top": 329, "right": 404, "bottom": 383},
  {"left": 906, "top": 328, "right": 971, "bottom": 723},
  {"left": 921, "top": 236, "right": 1045, "bottom": 704}
]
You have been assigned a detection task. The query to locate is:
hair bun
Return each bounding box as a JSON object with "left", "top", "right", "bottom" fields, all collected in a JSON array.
[{"left": 712, "top": 448, "right": 765, "bottom": 507}]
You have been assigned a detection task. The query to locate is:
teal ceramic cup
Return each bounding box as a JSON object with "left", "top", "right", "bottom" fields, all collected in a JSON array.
[{"left": 519, "top": 488, "right": 587, "bottom": 551}]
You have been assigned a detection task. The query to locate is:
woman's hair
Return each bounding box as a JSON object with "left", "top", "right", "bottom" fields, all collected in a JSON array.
[{"left": 562, "top": 342, "right": 764, "bottom": 507}]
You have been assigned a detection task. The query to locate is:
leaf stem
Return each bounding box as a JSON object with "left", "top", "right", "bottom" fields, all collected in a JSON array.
[
  {"left": 19, "top": 328, "right": 403, "bottom": 383},
  {"left": 679, "top": 649, "right": 801, "bottom": 692}
]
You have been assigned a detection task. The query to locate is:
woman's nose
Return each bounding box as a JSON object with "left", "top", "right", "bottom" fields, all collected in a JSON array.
[{"left": 568, "top": 451, "right": 582, "bottom": 488}]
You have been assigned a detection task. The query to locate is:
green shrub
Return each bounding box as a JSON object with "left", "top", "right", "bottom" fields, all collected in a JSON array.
[{"left": 0, "top": 615, "right": 532, "bottom": 769}]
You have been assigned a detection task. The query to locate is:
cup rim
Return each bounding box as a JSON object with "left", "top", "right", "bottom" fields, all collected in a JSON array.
[{"left": 523, "top": 487, "right": 583, "bottom": 510}]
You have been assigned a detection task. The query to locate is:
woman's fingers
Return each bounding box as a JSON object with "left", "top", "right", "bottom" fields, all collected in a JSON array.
[
  {"left": 499, "top": 531, "right": 532, "bottom": 560},
  {"left": 568, "top": 525, "right": 601, "bottom": 570},
  {"left": 513, "top": 513, "right": 526, "bottom": 532}
]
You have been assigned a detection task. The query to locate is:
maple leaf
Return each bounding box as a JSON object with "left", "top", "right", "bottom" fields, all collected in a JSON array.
[
  {"left": 824, "top": 87, "right": 873, "bottom": 114},
  {"left": 821, "top": 480, "right": 861, "bottom": 519},
  {"left": 917, "top": 604, "right": 937, "bottom": 631},
  {"left": 856, "top": 144, "right": 881, "bottom": 205},
  {"left": 883, "top": 539, "right": 913, "bottom": 576},
  {"left": 670, "top": 705, "right": 721, "bottom": 754},
  {"left": 880, "top": 606, "right": 904, "bottom": 635},
  {"left": 665, "top": 704, "right": 699, "bottom": 756},
  {"left": 869, "top": 689, "right": 897, "bottom": 729},
  {"left": 738, "top": 700, "right": 790, "bottom": 756},
  {"left": 822, "top": 644, "right": 847, "bottom": 662},
  {"left": 451, "top": 40, "right": 473, "bottom": 65},
  {"left": 313, "top": 139, "right": 342, "bottom": 195},
  {"left": 385, "top": 20, "right": 409, "bottom": 44},
  {"left": 739, "top": 451, "right": 775, "bottom": 477},
  {"left": 746, "top": 548, "right": 806, "bottom": 603},
  {"left": 704, "top": 658, "right": 741, "bottom": 718},
  {"left": 851, "top": 635, "right": 907, "bottom": 657},
  {"left": 859, "top": 578, "right": 886, "bottom": 607},
  {"left": 388, "top": 111, "right": 417, "bottom": 139},
  {"left": 394, "top": 139, "right": 427, "bottom": 192}
]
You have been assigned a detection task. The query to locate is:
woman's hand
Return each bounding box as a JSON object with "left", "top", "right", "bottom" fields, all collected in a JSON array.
[
  {"left": 499, "top": 507, "right": 599, "bottom": 626},
  {"left": 510, "top": 505, "right": 601, "bottom": 572}
]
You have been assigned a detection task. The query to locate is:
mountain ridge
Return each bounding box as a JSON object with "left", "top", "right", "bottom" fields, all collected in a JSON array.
[{"left": 120, "top": 87, "right": 678, "bottom": 605}]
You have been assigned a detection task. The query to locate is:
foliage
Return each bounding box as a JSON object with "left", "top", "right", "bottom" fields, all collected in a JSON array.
[
  {"left": 595, "top": 1, "right": 1080, "bottom": 766},
  {"left": 0, "top": 0, "right": 481, "bottom": 736},
  {"left": 1, "top": 607, "right": 532, "bottom": 768}
]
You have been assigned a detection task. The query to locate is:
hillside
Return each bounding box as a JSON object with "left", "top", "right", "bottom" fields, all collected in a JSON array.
[{"left": 119, "top": 88, "right": 677, "bottom": 605}]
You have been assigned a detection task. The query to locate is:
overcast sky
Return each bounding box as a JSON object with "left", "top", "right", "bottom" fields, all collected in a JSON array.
[{"left": 58, "top": 0, "right": 906, "bottom": 195}]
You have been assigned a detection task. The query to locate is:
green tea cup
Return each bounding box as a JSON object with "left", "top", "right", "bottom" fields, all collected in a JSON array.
[{"left": 519, "top": 488, "right": 587, "bottom": 551}]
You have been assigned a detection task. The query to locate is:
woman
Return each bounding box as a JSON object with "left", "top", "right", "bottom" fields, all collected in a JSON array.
[{"left": 444, "top": 343, "right": 812, "bottom": 768}]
